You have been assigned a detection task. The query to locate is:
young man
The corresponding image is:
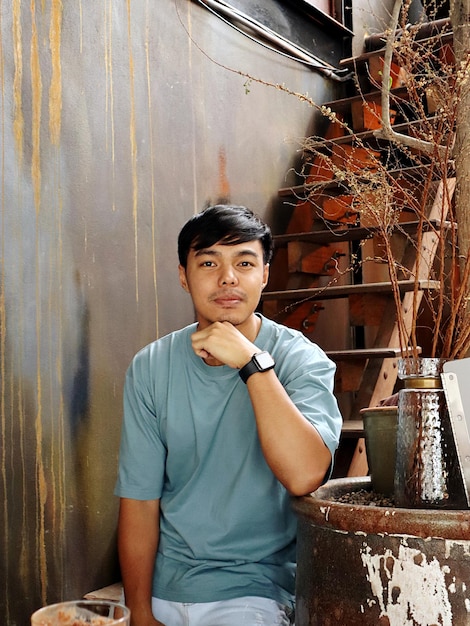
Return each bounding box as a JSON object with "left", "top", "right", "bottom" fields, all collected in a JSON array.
[{"left": 115, "top": 205, "right": 342, "bottom": 626}]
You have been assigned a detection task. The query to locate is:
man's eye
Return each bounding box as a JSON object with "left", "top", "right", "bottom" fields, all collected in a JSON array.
[
  {"left": 201, "top": 261, "right": 215, "bottom": 267},
  {"left": 239, "top": 261, "right": 254, "bottom": 267}
]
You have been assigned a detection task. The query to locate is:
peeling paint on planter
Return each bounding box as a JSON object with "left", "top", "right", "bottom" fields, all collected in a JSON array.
[
  {"left": 319, "top": 505, "right": 331, "bottom": 521},
  {"left": 360, "top": 541, "right": 454, "bottom": 625}
]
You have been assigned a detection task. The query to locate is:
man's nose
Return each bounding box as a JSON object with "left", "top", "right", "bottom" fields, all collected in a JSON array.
[{"left": 219, "top": 265, "right": 237, "bottom": 285}]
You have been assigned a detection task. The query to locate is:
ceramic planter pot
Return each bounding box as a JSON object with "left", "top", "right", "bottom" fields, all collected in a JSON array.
[{"left": 292, "top": 477, "right": 470, "bottom": 625}]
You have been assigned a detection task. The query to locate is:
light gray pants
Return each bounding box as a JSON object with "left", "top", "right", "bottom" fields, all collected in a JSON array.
[{"left": 151, "top": 595, "right": 294, "bottom": 625}]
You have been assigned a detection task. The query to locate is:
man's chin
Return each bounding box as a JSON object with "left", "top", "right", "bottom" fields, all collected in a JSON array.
[
  {"left": 197, "top": 308, "right": 254, "bottom": 328},
  {"left": 215, "top": 314, "right": 242, "bottom": 325}
]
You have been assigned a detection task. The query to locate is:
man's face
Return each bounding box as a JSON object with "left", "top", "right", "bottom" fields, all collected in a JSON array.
[{"left": 178, "top": 240, "right": 269, "bottom": 330}]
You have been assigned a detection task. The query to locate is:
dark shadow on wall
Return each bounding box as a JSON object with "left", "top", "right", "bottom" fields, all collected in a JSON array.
[{"left": 69, "top": 303, "right": 90, "bottom": 437}]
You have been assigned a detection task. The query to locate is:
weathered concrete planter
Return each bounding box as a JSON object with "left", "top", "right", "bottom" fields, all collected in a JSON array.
[{"left": 292, "top": 477, "right": 470, "bottom": 626}]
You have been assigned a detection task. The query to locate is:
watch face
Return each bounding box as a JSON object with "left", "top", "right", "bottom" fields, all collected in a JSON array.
[{"left": 254, "top": 351, "right": 275, "bottom": 369}]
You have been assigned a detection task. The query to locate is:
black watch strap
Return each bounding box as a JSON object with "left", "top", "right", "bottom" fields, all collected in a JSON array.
[{"left": 239, "top": 351, "right": 275, "bottom": 383}]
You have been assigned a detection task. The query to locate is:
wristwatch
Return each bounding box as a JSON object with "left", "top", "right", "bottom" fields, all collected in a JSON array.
[{"left": 239, "top": 351, "right": 275, "bottom": 383}]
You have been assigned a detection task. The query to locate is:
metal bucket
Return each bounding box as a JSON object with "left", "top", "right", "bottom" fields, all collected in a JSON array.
[{"left": 292, "top": 477, "right": 470, "bottom": 625}]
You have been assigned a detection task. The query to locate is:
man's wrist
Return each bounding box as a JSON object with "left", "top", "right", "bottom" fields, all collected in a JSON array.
[{"left": 239, "top": 351, "right": 275, "bottom": 383}]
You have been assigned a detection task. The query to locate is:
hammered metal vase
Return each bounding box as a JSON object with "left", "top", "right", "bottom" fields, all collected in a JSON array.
[{"left": 394, "top": 357, "right": 466, "bottom": 509}]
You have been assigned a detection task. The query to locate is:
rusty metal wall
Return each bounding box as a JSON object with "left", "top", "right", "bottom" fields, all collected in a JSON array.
[{"left": 0, "top": 1, "right": 342, "bottom": 623}]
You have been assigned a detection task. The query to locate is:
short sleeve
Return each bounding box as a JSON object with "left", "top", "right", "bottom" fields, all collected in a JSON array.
[
  {"left": 275, "top": 338, "right": 343, "bottom": 460},
  {"left": 114, "top": 348, "right": 167, "bottom": 500}
]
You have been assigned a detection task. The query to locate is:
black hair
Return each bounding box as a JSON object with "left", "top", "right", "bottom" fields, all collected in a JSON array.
[{"left": 177, "top": 204, "right": 273, "bottom": 268}]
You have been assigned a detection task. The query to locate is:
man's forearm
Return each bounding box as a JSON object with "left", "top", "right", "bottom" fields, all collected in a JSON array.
[
  {"left": 118, "top": 498, "right": 161, "bottom": 625},
  {"left": 247, "top": 370, "right": 332, "bottom": 496}
]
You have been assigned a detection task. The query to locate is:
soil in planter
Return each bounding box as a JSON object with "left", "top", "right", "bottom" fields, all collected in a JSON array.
[{"left": 335, "top": 488, "right": 395, "bottom": 508}]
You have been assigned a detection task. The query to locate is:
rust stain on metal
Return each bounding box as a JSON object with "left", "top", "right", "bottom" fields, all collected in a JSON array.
[
  {"left": 0, "top": 288, "right": 7, "bottom": 617},
  {"left": 79, "top": 0, "right": 83, "bottom": 52},
  {"left": 13, "top": 0, "right": 24, "bottom": 164},
  {"left": 30, "top": 0, "right": 48, "bottom": 605},
  {"left": 218, "top": 147, "right": 231, "bottom": 200},
  {"left": 105, "top": 0, "right": 115, "bottom": 206},
  {"left": 145, "top": 1, "right": 159, "bottom": 337},
  {"left": 49, "top": 0, "right": 62, "bottom": 145},
  {"left": 127, "top": 0, "right": 139, "bottom": 303},
  {"left": 0, "top": 10, "right": 8, "bottom": 620},
  {"left": 31, "top": 0, "right": 42, "bottom": 215}
]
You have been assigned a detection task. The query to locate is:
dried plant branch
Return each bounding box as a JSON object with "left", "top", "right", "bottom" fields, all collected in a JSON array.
[{"left": 374, "top": 0, "right": 451, "bottom": 159}]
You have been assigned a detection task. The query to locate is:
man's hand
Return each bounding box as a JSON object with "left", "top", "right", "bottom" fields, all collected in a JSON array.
[{"left": 191, "top": 321, "right": 257, "bottom": 368}]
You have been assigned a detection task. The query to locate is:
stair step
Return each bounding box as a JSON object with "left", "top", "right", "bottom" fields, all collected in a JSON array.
[
  {"left": 321, "top": 86, "right": 409, "bottom": 113},
  {"left": 272, "top": 219, "right": 448, "bottom": 246},
  {"left": 341, "top": 420, "right": 364, "bottom": 438},
  {"left": 261, "top": 279, "right": 440, "bottom": 301},
  {"left": 339, "top": 28, "right": 452, "bottom": 67},
  {"left": 304, "top": 116, "right": 439, "bottom": 149},
  {"left": 278, "top": 164, "right": 441, "bottom": 198},
  {"left": 326, "top": 347, "right": 410, "bottom": 360}
]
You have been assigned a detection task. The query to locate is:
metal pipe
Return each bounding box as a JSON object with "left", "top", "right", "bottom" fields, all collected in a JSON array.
[{"left": 196, "top": 0, "right": 351, "bottom": 81}]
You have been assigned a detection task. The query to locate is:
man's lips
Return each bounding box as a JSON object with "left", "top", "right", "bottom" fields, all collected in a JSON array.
[
  {"left": 210, "top": 291, "right": 245, "bottom": 305},
  {"left": 213, "top": 297, "right": 242, "bottom": 305}
]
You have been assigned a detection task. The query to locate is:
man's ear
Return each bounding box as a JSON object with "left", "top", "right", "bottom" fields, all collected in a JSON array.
[
  {"left": 262, "top": 263, "right": 270, "bottom": 289},
  {"left": 179, "top": 265, "right": 190, "bottom": 292}
]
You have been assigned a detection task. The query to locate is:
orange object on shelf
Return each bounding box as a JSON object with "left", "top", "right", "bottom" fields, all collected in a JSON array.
[
  {"left": 322, "top": 195, "right": 358, "bottom": 223},
  {"left": 331, "top": 144, "right": 380, "bottom": 173}
]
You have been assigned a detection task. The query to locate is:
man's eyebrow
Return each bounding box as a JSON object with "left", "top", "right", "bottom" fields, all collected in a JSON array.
[
  {"left": 193, "top": 248, "right": 261, "bottom": 258},
  {"left": 193, "top": 248, "right": 221, "bottom": 257}
]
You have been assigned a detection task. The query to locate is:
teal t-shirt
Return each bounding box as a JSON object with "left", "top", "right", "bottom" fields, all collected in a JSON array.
[{"left": 114, "top": 314, "right": 342, "bottom": 604}]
